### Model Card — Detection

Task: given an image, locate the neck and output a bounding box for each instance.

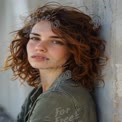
[39,68,64,92]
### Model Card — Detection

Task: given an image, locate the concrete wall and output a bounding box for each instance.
[114,0,122,121]
[0,0,122,121]
[91,0,122,121]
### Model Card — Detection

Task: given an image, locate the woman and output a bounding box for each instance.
[3,2,107,122]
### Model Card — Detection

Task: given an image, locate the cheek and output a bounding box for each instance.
[52,48,70,60]
[26,42,33,53]
[26,43,29,53]
[26,42,32,56]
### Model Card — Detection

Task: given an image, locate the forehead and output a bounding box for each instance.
[31,21,57,36]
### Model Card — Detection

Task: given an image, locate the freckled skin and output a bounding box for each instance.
[27,21,70,70]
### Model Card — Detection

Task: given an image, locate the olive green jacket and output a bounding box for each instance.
[17,70,97,122]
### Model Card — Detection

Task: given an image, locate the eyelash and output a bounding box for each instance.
[51,40,64,45]
[29,37,40,41]
[29,37,64,45]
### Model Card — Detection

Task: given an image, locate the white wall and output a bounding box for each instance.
[0,0,122,121]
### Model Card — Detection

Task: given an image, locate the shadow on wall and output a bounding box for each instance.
[0,105,14,122]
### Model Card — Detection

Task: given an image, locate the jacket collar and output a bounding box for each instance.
[30,70,72,102]
[48,70,72,89]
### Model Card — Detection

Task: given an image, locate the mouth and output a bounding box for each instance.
[31,55,49,60]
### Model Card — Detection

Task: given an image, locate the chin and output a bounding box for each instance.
[29,62,62,69]
[29,63,44,69]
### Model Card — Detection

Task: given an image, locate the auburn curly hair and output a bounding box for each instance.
[2,2,107,90]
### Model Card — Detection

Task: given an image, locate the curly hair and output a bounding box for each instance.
[2,2,107,90]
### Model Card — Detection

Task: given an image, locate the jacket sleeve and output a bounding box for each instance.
[27,91,97,122]
[17,88,36,122]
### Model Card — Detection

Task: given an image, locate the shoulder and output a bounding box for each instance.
[29,85,97,122]
[29,90,77,122]
[52,78,95,105]
[36,78,95,107]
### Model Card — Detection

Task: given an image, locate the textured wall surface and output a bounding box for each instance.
[0,0,33,119]
[114,0,122,121]
[0,0,122,121]
[89,0,122,121]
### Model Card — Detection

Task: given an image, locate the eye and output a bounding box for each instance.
[29,37,40,41]
[51,40,64,45]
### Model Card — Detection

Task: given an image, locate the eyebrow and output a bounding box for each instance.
[30,33,63,39]
[30,33,40,36]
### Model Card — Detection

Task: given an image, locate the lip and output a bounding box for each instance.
[31,54,49,60]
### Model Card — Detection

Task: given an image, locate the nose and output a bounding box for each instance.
[35,41,47,52]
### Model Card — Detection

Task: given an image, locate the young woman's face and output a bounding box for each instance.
[27,21,70,70]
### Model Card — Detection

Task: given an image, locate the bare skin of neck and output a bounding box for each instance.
[39,68,64,92]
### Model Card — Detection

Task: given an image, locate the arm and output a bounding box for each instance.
[17,88,37,122]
